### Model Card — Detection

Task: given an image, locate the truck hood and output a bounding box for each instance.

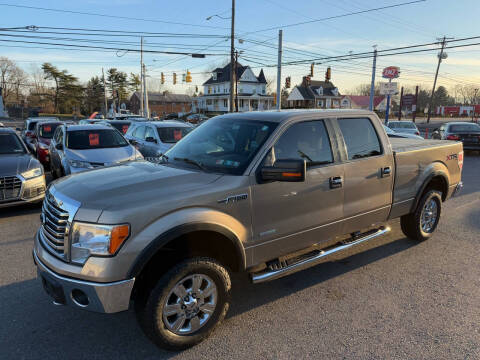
[0,153,38,176]
[51,161,222,211]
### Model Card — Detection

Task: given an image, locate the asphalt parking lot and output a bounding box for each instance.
[1,155,479,360]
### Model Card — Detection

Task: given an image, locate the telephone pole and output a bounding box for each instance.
[235,50,239,112]
[398,86,404,120]
[276,29,283,111]
[369,46,377,111]
[102,67,107,117]
[143,63,149,118]
[229,0,235,112]
[427,36,451,123]
[140,36,144,116]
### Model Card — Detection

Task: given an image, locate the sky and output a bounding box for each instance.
[1,0,480,96]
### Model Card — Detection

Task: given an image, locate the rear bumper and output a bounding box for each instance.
[33,248,135,313]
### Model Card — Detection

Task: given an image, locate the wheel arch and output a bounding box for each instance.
[412,167,449,212]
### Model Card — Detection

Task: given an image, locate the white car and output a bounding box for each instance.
[387,121,421,136]
[383,125,423,139]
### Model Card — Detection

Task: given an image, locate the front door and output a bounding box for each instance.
[336,117,394,234]
[250,119,344,264]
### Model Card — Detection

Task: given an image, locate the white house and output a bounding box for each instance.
[194,62,274,113]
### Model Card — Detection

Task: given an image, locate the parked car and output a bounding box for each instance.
[34,110,463,350]
[432,122,480,151]
[0,127,46,208]
[97,120,132,135]
[22,117,59,152]
[125,120,193,158]
[49,124,143,178]
[186,113,209,124]
[387,120,421,136]
[163,112,178,120]
[34,120,64,169]
[382,124,424,139]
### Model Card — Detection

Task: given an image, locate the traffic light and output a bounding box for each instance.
[310,63,314,77]
[173,73,177,85]
[325,67,331,82]
[161,72,165,84]
[285,76,291,88]
[182,73,186,82]
[186,70,192,83]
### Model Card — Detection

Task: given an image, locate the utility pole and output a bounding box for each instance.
[102,67,107,117]
[235,50,239,112]
[276,29,283,111]
[229,0,235,112]
[412,85,419,123]
[398,86,404,120]
[369,46,377,111]
[143,63,150,118]
[427,36,451,123]
[472,88,478,122]
[140,36,144,116]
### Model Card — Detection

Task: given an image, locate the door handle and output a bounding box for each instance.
[330,176,343,189]
[382,167,392,177]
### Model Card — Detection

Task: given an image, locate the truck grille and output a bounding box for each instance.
[40,194,69,259]
[0,176,22,201]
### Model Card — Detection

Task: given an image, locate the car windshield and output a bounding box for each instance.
[164,118,277,175]
[450,124,480,132]
[390,122,416,129]
[157,127,193,143]
[110,122,131,134]
[0,133,26,154]
[66,129,129,150]
[39,123,61,138]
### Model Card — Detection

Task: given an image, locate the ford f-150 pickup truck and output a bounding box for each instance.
[33,110,463,350]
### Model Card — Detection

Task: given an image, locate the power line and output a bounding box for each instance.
[0,3,230,30]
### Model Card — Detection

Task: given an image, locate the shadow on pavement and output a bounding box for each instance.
[0,202,42,219]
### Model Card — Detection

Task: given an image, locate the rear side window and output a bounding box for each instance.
[338,118,382,160]
[272,120,333,166]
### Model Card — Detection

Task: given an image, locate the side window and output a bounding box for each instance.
[338,118,382,160]
[271,120,333,166]
[133,126,146,139]
[144,126,156,140]
[53,127,61,142]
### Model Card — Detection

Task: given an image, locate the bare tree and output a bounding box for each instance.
[0,57,17,103]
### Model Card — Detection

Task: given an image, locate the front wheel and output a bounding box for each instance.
[136,257,231,351]
[401,190,442,241]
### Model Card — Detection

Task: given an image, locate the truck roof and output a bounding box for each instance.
[213,109,376,123]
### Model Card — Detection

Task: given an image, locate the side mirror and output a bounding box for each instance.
[261,159,306,182]
[129,139,137,145]
[55,143,63,150]
[145,136,157,143]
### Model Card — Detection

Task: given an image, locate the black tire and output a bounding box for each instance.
[400,190,442,241]
[136,257,231,351]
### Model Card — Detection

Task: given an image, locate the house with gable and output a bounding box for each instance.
[340,95,389,111]
[194,62,274,113]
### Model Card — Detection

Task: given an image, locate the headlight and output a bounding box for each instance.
[69,159,93,169]
[21,167,43,180]
[70,222,130,264]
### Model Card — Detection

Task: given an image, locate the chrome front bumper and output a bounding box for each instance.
[33,248,135,313]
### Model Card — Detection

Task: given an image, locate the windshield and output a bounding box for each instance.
[389,122,416,129]
[164,117,277,175]
[450,124,480,132]
[110,122,131,134]
[39,123,61,139]
[157,127,193,143]
[66,129,129,150]
[0,133,26,154]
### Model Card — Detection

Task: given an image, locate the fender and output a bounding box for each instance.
[127,213,248,278]
[411,165,449,212]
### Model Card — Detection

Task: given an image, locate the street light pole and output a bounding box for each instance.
[427,36,451,123]
[276,29,283,111]
[140,36,144,116]
[229,0,235,112]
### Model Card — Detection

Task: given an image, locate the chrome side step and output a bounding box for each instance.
[251,226,391,284]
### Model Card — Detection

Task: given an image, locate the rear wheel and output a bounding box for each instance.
[401,190,442,241]
[136,257,231,351]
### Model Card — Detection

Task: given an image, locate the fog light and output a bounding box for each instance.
[71,289,89,307]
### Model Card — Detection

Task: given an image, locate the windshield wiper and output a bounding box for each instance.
[297,150,313,162]
[173,157,206,171]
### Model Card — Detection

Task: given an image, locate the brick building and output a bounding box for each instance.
[130,92,192,116]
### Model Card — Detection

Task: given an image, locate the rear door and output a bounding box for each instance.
[131,125,146,155]
[250,119,345,264]
[336,117,394,234]
[143,125,158,157]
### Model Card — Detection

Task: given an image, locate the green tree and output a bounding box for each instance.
[83,76,105,114]
[41,63,82,113]
[128,73,141,93]
[106,68,128,102]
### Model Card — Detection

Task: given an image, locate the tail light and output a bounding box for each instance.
[26,131,34,138]
[446,134,460,140]
[458,151,464,171]
[415,131,420,135]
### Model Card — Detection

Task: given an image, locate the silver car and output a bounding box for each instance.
[49,124,143,178]
[383,125,423,139]
[0,127,46,208]
[387,120,421,136]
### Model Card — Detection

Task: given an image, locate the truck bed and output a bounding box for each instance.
[389,137,463,219]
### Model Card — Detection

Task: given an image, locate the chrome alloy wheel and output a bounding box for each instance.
[162,274,218,335]
[421,198,438,233]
